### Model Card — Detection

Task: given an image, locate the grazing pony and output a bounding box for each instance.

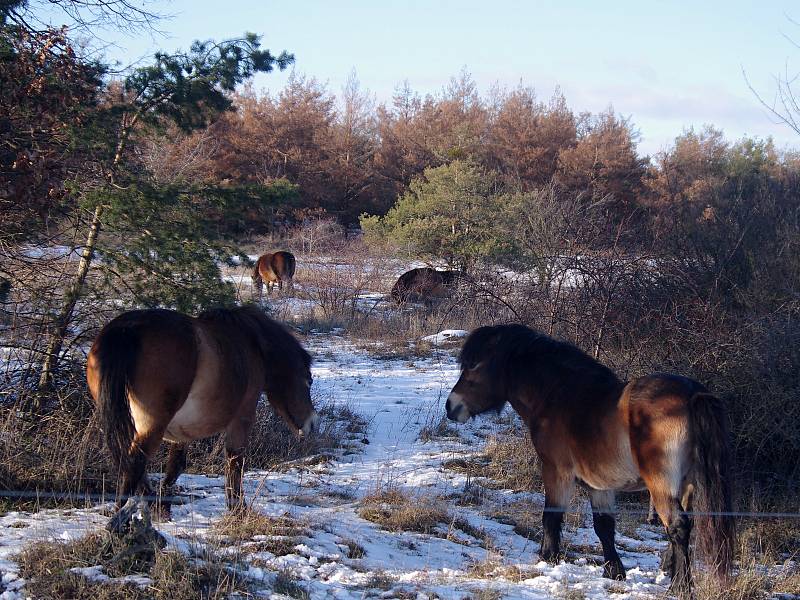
[253,251,296,298]
[390,267,462,304]
[87,305,317,512]
[445,324,734,597]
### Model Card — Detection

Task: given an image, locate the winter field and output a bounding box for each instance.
[0,333,674,600]
[0,259,798,600]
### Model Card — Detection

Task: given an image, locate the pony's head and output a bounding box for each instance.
[251,260,263,286]
[209,305,318,438]
[445,325,523,422]
[269,345,318,438]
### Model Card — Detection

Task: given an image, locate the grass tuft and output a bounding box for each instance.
[16,532,248,599]
[211,509,305,557]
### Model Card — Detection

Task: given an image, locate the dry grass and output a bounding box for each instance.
[210,509,307,557]
[694,562,800,600]
[737,518,800,560]
[418,417,462,443]
[272,570,311,599]
[467,558,543,582]
[442,429,541,494]
[486,502,543,541]
[340,538,366,559]
[357,487,492,548]
[358,488,450,535]
[692,520,800,600]
[462,588,503,600]
[16,531,249,599]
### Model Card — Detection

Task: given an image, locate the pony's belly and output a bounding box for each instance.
[163,326,228,442]
[574,428,641,491]
[577,464,642,491]
[164,393,226,442]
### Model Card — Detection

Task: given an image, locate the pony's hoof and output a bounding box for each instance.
[667,581,694,600]
[603,560,626,580]
[227,501,248,514]
[660,545,675,576]
[153,503,172,522]
[539,548,563,564]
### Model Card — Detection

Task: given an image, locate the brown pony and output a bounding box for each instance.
[445,324,734,597]
[253,251,296,298]
[87,305,317,512]
[390,267,462,304]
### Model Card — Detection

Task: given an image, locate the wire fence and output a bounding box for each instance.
[1,486,797,519]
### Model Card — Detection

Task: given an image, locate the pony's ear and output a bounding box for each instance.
[460,325,501,369]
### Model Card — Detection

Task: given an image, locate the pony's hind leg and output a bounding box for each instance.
[646,494,660,525]
[648,484,694,598]
[225,445,245,511]
[589,489,626,580]
[540,460,575,563]
[120,428,164,501]
[162,443,188,489]
[158,443,188,519]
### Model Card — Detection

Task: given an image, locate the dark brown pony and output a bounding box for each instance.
[87,305,317,512]
[253,251,296,298]
[390,267,462,304]
[445,324,734,597]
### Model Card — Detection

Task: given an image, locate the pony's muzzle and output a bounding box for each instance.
[446,393,470,423]
[298,411,320,437]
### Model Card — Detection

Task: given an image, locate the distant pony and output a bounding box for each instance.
[87,305,317,514]
[445,324,734,598]
[253,251,296,298]
[390,267,462,304]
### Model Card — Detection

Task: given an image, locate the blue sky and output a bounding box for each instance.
[41,0,800,155]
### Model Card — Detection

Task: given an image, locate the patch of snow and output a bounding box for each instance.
[420,330,468,346]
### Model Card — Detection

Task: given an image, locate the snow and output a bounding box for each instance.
[0,335,702,599]
[420,330,468,346]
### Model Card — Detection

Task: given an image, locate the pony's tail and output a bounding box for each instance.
[252,259,262,283]
[689,392,735,581]
[95,326,139,478]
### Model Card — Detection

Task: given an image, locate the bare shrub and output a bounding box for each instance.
[293,243,390,325]
[287,215,347,255]
[0,388,365,503]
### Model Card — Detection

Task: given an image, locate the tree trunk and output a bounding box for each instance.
[35,111,138,403]
[36,203,105,401]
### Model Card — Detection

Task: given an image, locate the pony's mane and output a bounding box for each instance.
[198,305,311,382]
[460,324,621,404]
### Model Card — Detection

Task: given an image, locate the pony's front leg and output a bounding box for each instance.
[589,489,626,580]
[224,407,255,512]
[224,445,245,511]
[540,461,574,563]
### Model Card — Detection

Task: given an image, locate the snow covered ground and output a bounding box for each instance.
[0,335,677,599]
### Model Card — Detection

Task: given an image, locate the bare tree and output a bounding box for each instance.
[4,0,164,36]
